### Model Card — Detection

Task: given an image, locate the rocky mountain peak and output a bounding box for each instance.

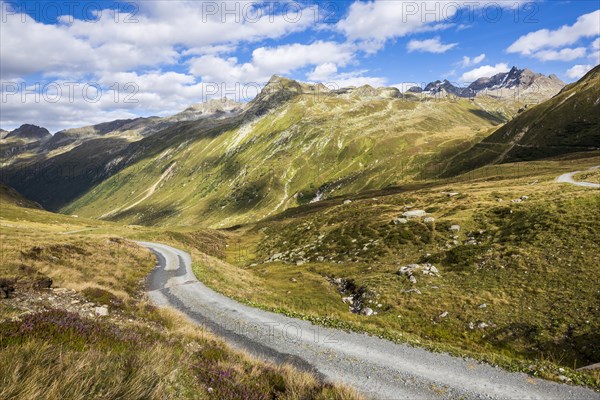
[5,124,51,140]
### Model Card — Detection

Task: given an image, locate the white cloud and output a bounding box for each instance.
[565,64,594,80]
[307,63,338,82]
[336,1,540,46]
[532,47,587,62]
[325,71,387,89]
[460,53,486,67]
[460,63,509,82]
[0,1,317,80]
[336,1,456,43]
[407,37,457,53]
[507,10,600,56]
[593,38,600,50]
[189,41,355,85]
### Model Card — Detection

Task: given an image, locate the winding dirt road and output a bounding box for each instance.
[140,241,599,400]
[556,166,600,188]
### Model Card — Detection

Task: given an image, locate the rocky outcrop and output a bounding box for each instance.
[6,124,50,140]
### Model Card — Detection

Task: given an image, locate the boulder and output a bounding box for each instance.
[449,225,461,232]
[361,307,374,316]
[392,217,408,225]
[402,210,426,219]
[343,199,352,204]
[409,275,417,284]
[423,217,435,224]
[95,306,109,317]
[439,311,448,318]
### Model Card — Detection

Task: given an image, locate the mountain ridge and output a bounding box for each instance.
[408,66,565,101]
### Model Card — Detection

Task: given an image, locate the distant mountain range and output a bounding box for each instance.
[443,64,600,175]
[0,66,597,227]
[407,66,565,102]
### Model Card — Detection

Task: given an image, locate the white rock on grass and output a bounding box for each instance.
[361,307,374,316]
[402,210,426,218]
[392,217,408,225]
[423,217,435,224]
[449,225,461,232]
[343,199,352,204]
[439,311,448,318]
[95,306,108,317]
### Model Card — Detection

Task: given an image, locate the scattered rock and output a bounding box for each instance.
[316,256,324,262]
[558,375,570,382]
[511,198,522,203]
[423,217,435,224]
[95,306,109,317]
[402,210,426,219]
[439,311,448,318]
[449,225,461,232]
[392,217,408,225]
[404,288,422,295]
[479,303,487,308]
[520,195,529,200]
[342,296,354,305]
[361,307,374,316]
[290,278,297,283]
[477,322,488,329]
[295,260,305,266]
[468,322,475,330]
[447,192,460,197]
[343,199,352,204]
[409,275,417,285]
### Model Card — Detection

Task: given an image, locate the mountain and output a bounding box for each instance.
[0,129,8,139]
[444,64,600,176]
[5,124,51,140]
[0,183,42,209]
[409,67,565,102]
[1,75,514,226]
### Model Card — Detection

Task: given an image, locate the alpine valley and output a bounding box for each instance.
[2,65,600,398]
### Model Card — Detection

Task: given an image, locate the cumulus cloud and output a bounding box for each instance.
[460,63,509,82]
[307,63,338,82]
[407,37,458,53]
[532,47,587,62]
[507,10,600,57]
[189,41,355,84]
[565,64,594,80]
[0,0,317,79]
[336,1,540,46]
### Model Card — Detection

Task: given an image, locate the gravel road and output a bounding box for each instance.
[140,241,600,400]
[556,166,600,188]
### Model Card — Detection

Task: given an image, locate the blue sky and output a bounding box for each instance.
[1,0,599,131]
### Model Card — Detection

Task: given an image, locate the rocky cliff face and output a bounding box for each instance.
[409,67,565,101]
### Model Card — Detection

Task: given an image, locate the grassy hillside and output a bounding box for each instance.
[58,77,511,228]
[189,156,600,387]
[444,65,600,176]
[0,187,358,399]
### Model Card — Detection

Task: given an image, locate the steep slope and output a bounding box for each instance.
[0,183,42,209]
[56,76,509,227]
[0,124,51,159]
[5,124,50,140]
[444,64,600,176]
